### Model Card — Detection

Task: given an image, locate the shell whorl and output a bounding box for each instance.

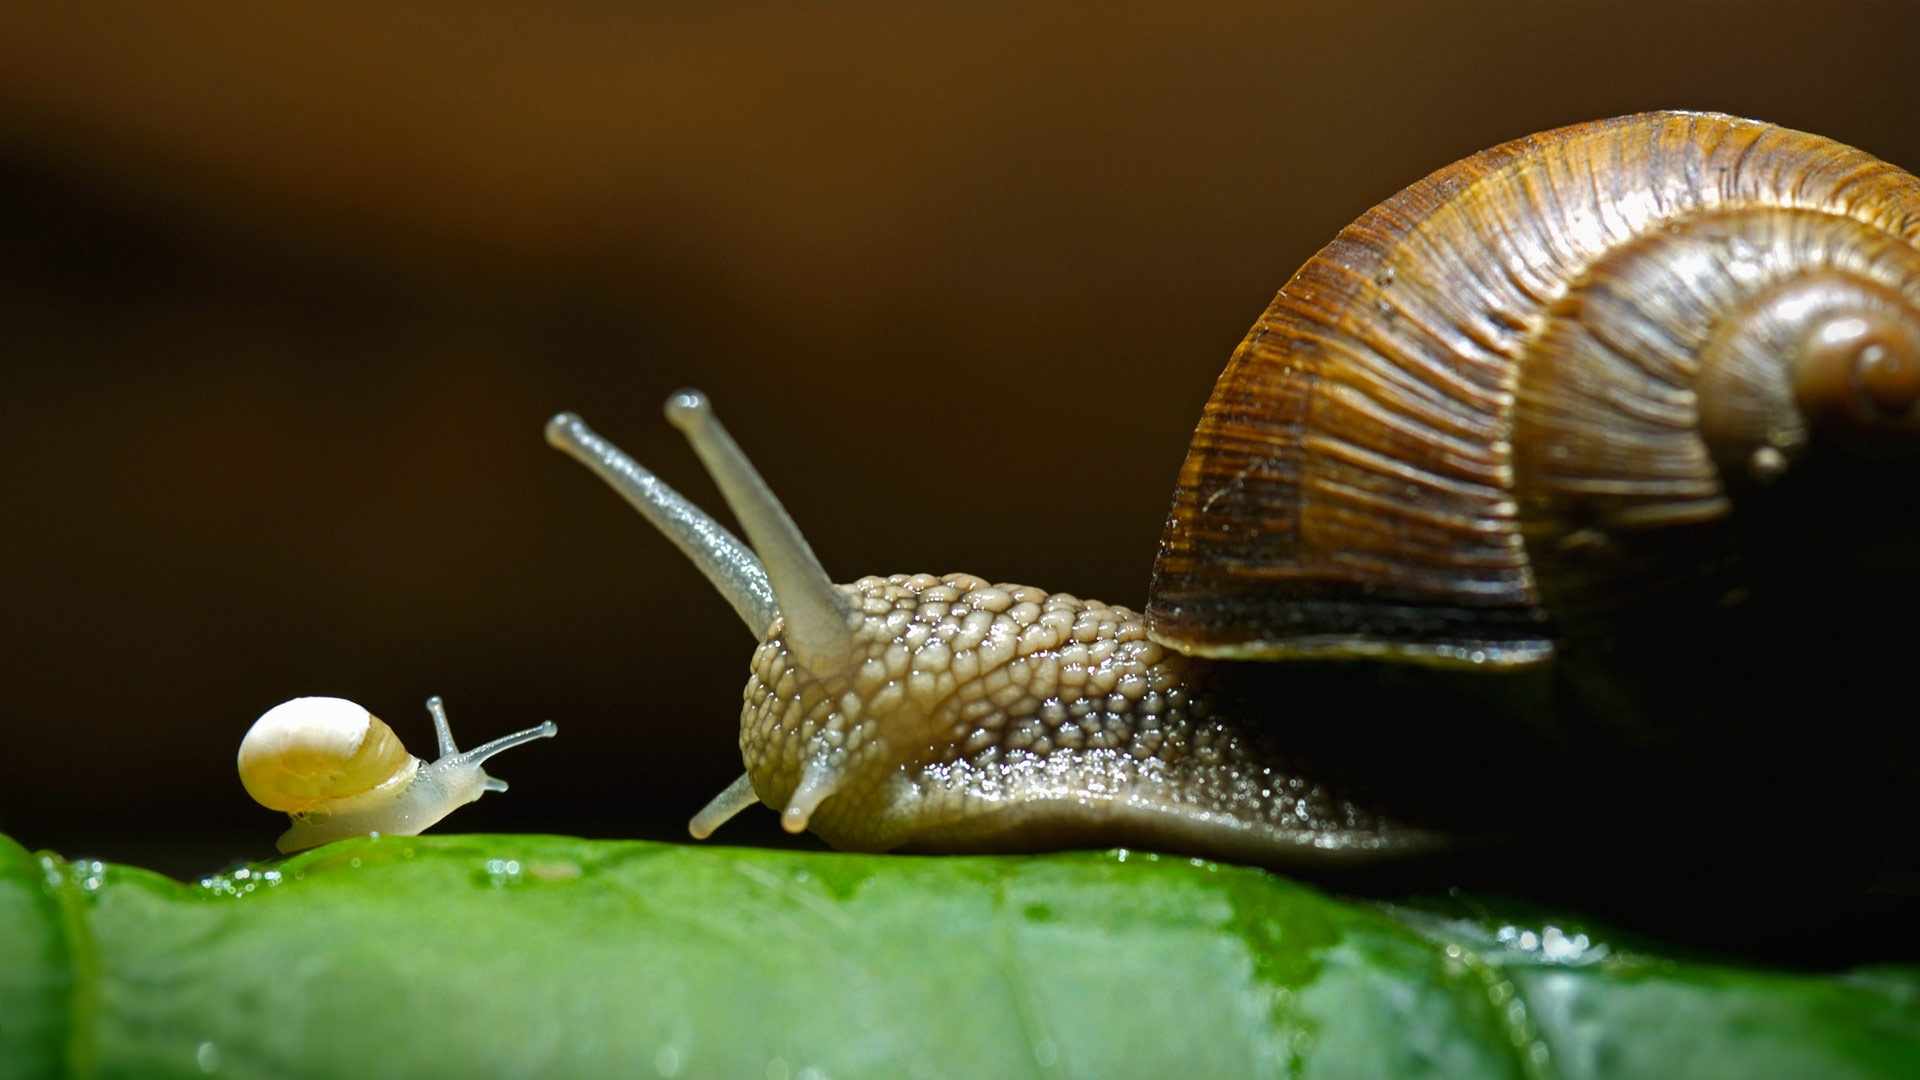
[1148,111,1920,665]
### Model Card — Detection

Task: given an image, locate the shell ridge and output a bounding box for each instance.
[1149,111,1918,663]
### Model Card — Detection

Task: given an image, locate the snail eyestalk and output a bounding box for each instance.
[426,694,459,757]
[453,719,561,770]
[425,695,557,793]
[545,411,779,636]
[688,772,758,839]
[664,389,856,673]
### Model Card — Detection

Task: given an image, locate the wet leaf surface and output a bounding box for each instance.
[1,832,1915,1079]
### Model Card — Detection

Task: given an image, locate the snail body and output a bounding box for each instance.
[238,695,557,853]
[548,112,1920,867]
[550,403,1436,863]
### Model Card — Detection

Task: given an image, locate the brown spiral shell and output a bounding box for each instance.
[1147,111,1920,668]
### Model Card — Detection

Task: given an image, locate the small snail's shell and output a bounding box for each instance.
[1148,111,1920,666]
[237,697,418,814]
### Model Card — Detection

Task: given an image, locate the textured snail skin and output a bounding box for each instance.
[741,573,1435,863]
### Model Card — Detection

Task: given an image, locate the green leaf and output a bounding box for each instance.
[0,836,94,1080]
[1,831,1915,1079]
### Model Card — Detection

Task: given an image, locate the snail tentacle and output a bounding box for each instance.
[545,411,778,636]
[422,694,557,794]
[446,720,561,772]
[781,760,843,835]
[426,694,460,757]
[664,389,857,673]
[688,772,758,839]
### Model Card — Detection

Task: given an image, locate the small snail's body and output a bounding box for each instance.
[239,696,557,853]
[549,112,1920,868]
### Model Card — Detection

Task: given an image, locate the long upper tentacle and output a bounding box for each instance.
[664,390,856,674]
[546,411,779,636]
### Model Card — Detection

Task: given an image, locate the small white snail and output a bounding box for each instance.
[237,695,557,853]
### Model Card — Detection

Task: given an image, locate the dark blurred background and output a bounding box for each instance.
[4,2,1918,882]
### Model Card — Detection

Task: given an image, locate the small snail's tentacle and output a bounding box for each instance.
[426,695,459,756]
[546,411,778,636]
[664,390,857,673]
[451,719,560,768]
[688,772,758,839]
[422,695,558,769]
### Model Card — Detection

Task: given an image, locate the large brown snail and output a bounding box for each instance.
[547,112,1920,872]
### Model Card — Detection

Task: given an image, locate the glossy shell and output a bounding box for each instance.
[1147,111,1920,666]
[236,696,419,813]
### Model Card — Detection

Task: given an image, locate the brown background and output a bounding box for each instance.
[4,2,1918,878]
